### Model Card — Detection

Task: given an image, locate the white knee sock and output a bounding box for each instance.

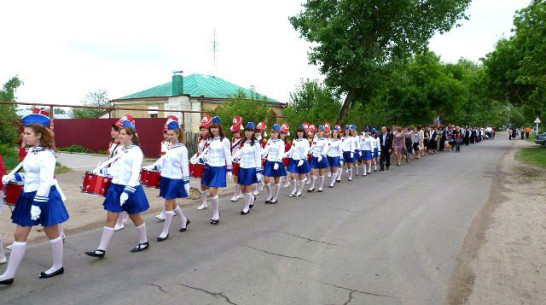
[173,206,188,229]
[330,171,337,186]
[136,223,148,244]
[319,175,325,189]
[0,241,26,280]
[273,183,281,201]
[362,164,367,176]
[98,226,115,251]
[44,236,63,275]
[211,195,219,220]
[233,184,240,197]
[160,211,175,238]
[367,164,371,173]
[355,163,359,175]
[200,190,208,207]
[337,168,342,180]
[243,193,252,213]
[297,179,305,194]
[0,236,5,259]
[265,183,272,200]
[348,168,353,180]
[58,223,65,239]
[310,175,317,189]
[159,204,166,217]
[290,179,297,195]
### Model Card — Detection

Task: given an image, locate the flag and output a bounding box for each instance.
[434,116,440,127]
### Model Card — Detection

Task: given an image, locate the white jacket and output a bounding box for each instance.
[153,143,190,182]
[326,139,343,157]
[15,147,56,203]
[235,141,262,169]
[341,136,356,152]
[311,137,329,157]
[360,135,373,151]
[287,138,310,160]
[106,145,143,193]
[262,139,285,163]
[203,137,232,169]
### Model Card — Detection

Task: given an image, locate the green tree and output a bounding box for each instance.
[0,76,23,146]
[72,90,110,118]
[290,0,471,122]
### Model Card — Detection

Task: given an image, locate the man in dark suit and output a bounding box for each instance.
[379,126,393,170]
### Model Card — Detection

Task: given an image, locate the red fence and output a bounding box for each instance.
[54,118,167,158]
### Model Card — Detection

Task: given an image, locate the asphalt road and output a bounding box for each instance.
[1,137,509,305]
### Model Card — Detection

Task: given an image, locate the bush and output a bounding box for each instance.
[0,144,18,171]
[57,145,93,153]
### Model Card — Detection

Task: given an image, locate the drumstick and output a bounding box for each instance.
[92,151,125,172]
[8,162,24,176]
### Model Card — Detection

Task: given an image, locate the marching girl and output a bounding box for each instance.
[359,127,373,176]
[305,124,316,185]
[199,117,232,225]
[372,129,381,171]
[308,125,330,192]
[326,125,343,188]
[286,126,311,197]
[86,120,150,258]
[340,125,356,181]
[230,116,243,202]
[0,112,69,284]
[280,124,292,188]
[147,120,190,241]
[0,154,6,265]
[156,115,179,221]
[233,122,261,215]
[253,122,267,196]
[193,115,212,210]
[262,124,287,204]
[353,127,362,176]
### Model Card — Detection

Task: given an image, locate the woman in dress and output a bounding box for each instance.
[308,125,330,192]
[326,125,343,188]
[155,115,179,221]
[286,127,311,197]
[393,127,405,166]
[340,126,356,181]
[86,119,150,258]
[262,124,287,204]
[1,111,69,284]
[233,122,261,214]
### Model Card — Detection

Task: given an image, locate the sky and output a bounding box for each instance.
[0,0,532,107]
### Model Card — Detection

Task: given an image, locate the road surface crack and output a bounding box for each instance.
[176,283,237,305]
[247,245,317,265]
[283,232,346,248]
[147,282,169,294]
[319,281,397,304]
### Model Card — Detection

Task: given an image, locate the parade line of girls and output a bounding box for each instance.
[0,111,491,285]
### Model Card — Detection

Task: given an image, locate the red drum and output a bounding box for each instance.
[141,169,161,188]
[81,171,112,197]
[282,157,290,167]
[190,163,204,178]
[3,182,23,206]
[232,162,240,176]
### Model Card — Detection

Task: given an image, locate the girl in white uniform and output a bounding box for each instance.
[199,117,232,225]
[326,126,343,188]
[261,124,287,204]
[360,129,374,176]
[230,116,243,202]
[1,112,69,284]
[193,116,211,210]
[155,115,179,221]
[233,122,261,215]
[86,120,150,258]
[371,129,381,171]
[286,127,311,197]
[148,120,190,241]
[308,125,330,192]
[340,126,356,181]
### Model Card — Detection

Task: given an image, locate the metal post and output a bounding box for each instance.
[49,105,54,130]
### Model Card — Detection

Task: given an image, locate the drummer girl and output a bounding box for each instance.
[279,123,292,188]
[199,117,232,225]
[262,124,287,204]
[86,119,150,258]
[148,120,190,241]
[326,125,343,188]
[155,116,179,221]
[233,122,261,215]
[230,116,243,202]
[0,111,69,284]
[340,125,356,181]
[286,126,311,197]
[194,115,211,210]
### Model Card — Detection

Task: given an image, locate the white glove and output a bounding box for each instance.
[184,183,190,195]
[144,165,154,171]
[358,151,362,157]
[120,193,129,206]
[317,156,323,163]
[93,168,108,175]
[190,154,199,165]
[2,175,14,185]
[297,160,304,167]
[30,205,41,221]
[227,171,233,180]
[350,152,354,159]
[256,173,262,183]
[273,163,279,170]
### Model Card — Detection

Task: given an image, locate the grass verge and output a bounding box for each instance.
[517,146,546,169]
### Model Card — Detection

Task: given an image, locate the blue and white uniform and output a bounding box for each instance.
[326,138,343,168]
[287,138,311,174]
[11,147,69,227]
[102,145,149,214]
[341,136,356,163]
[262,139,287,177]
[360,134,373,161]
[309,137,330,169]
[372,136,380,158]
[152,143,190,199]
[234,140,261,186]
[201,136,232,188]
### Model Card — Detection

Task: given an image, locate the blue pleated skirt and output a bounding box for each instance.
[343,151,355,163]
[287,159,311,174]
[159,176,188,199]
[202,165,227,188]
[327,156,341,168]
[103,183,149,214]
[237,167,258,186]
[373,148,379,158]
[362,150,373,161]
[12,186,69,227]
[263,161,287,177]
[309,156,330,169]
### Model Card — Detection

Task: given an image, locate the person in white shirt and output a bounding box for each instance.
[308,125,330,192]
[0,112,69,284]
[233,122,262,215]
[155,115,179,222]
[286,126,311,197]
[371,129,381,171]
[191,116,212,210]
[340,126,356,181]
[86,119,150,258]
[326,125,343,188]
[253,122,267,195]
[230,116,244,202]
[147,120,190,242]
[262,124,287,204]
[199,117,232,225]
[360,127,374,176]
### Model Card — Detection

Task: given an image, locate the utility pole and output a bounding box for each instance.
[211,29,218,74]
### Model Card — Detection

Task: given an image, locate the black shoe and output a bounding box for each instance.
[307,188,315,192]
[249,196,256,209]
[130,241,150,253]
[240,210,250,215]
[179,219,190,232]
[336,179,341,183]
[210,218,220,225]
[85,249,105,258]
[39,267,64,279]
[329,185,334,188]
[0,278,14,285]
[270,199,278,204]
[265,198,271,204]
[157,234,169,242]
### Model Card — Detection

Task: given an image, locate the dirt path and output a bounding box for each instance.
[445,139,546,305]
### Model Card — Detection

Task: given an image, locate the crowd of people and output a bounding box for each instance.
[0,110,495,285]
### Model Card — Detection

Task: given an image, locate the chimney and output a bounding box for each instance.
[172,70,184,96]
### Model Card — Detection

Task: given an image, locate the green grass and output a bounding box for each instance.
[57,145,93,153]
[517,146,546,169]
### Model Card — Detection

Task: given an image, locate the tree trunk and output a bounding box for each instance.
[336,88,356,124]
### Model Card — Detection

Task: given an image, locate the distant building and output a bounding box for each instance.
[110,73,285,132]
[16,109,71,119]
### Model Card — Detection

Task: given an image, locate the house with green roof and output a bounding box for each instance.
[110,72,285,132]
